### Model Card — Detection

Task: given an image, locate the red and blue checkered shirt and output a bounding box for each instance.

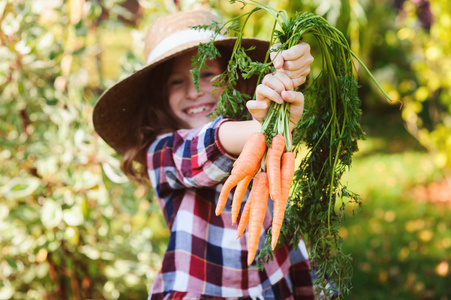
[146,116,315,300]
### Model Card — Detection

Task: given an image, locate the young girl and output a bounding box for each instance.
[93,9,315,300]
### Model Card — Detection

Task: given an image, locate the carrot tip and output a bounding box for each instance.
[271,240,277,250]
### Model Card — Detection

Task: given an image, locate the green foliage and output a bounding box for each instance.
[394,0,451,172]
[0,1,167,299]
[340,111,451,299]
[348,0,451,174]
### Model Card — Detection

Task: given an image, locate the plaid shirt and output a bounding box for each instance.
[146,116,314,300]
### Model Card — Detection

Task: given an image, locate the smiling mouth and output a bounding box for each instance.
[185,104,215,115]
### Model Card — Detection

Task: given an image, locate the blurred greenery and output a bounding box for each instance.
[1,0,450,299]
[342,110,451,299]
[0,1,168,299]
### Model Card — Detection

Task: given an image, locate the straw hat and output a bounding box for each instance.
[93,10,270,159]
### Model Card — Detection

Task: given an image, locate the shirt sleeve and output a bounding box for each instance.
[146,116,236,196]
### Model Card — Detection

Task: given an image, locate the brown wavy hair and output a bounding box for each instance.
[120,58,180,186]
[120,46,256,186]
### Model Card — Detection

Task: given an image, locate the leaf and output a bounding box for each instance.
[0,204,9,220]
[0,280,14,300]
[5,257,18,270]
[63,205,84,226]
[1,12,20,35]
[74,20,88,36]
[37,31,54,51]
[41,200,63,229]
[102,160,128,184]
[1,177,41,200]
[81,245,100,260]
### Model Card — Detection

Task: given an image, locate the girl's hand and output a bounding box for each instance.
[271,42,313,88]
[247,72,304,132]
[247,42,312,132]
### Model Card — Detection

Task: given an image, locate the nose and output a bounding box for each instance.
[186,78,204,100]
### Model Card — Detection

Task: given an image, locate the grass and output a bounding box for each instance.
[339,108,451,299]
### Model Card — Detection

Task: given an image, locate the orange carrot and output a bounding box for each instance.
[236,193,253,239]
[266,134,286,202]
[271,151,295,250]
[247,171,269,265]
[231,174,253,225]
[215,132,266,216]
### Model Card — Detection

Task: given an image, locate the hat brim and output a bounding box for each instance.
[93,37,270,160]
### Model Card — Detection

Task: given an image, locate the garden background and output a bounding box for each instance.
[1,0,450,299]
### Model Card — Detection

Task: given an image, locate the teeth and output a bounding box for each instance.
[187,105,209,115]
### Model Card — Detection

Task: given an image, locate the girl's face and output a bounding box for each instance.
[167,50,224,129]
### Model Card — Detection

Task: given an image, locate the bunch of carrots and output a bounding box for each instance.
[215,102,294,265]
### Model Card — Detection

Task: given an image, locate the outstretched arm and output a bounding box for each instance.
[218,42,313,156]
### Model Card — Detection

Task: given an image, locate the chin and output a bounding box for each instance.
[187,117,212,129]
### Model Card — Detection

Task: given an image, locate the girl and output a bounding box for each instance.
[93,9,315,300]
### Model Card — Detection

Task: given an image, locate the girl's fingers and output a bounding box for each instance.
[282,58,313,74]
[273,42,313,88]
[291,75,308,87]
[256,84,283,104]
[273,71,294,91]
[262,72,294,94]
[281,90,304,105]
[281,42,311,62]
[278,63,311,87]
[246,100,268,122]
[272,54,284,70]
[251,89,305,128]
[269,43,283,69]
[251,78,288,122]
[284,67,311,86]
[270,43,311,70]
[281,90,305,131]
[282,56,313,84]
[246,99,268,112]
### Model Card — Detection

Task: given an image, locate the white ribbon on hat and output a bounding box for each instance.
[146,29,226,65]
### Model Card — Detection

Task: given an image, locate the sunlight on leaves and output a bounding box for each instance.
[435,261,449,277]
[102,160,129,184]
[417,229,433,243]
[405,219,425,232]
[1,178,41,200]
[378,270,388,283]
[0,280,14,300]
[41,200,63,229]
[398,247,410,262]
[63,206,84,226]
